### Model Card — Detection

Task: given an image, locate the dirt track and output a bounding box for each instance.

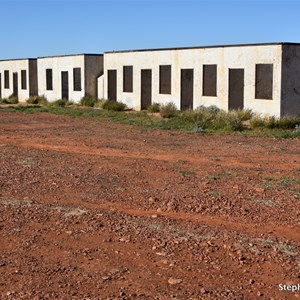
[0,110,299,300]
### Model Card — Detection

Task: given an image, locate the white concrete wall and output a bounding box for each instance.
[0,59,32,102]
[103,44,282,116]
[37,55,85,102]
[97,75,104,99]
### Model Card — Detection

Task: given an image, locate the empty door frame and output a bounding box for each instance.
[141,69,152,110]
[228,68,244,110]
[61,71,69,100]
[13,72,18,97]
[108,70,117,101]
[180,69,194,110]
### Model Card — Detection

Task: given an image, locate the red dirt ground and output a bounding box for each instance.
[0,110,299,300]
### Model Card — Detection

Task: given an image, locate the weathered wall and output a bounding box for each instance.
[84,55,103,97]
[37,55,85,102]
[29,59,38,97]
[0,59,36,102]
[281,45,300,117]
[103,45,282,116]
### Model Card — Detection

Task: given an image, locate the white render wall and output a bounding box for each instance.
[38,55,85,102]
[0,59,32,102]
[97,75,104,99]
[103,44,282,116]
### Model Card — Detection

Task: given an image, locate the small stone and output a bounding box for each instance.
[0,261,6,267]
[155,252,167,256]
[160,259,168,265]
[168,278,182,285]
[102,276,111,281]
[148,197,154,203]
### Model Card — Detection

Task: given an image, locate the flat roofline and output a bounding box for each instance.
[0,58,36,62]
[38,53,103,59]
[105,42,300,54]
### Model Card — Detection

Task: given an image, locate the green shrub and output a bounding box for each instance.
[277,116,300,129]
[147,102,161,113]
[181,107,215,130]
[102,100,127,111]
[213,111,244,131]
[181,106,248,132]
[80,95,98,107]
[94,98,106,109]
[26,95,48,105]
[204,105,221,116]
[65,100,75,106]
[250,116,265,128]
[48,99,69,107]
[53,99,69,107]
[0,98,8,104]
[250,115,300,130]
[160,102,178,118]
[235,109,253,121]
[264,116,277,129]
[6,94,19,104]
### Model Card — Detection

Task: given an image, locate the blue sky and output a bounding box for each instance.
[1,0,300,59]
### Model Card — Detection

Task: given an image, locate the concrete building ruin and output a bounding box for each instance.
[37,54,103,102]
[100,42,300,117]
[0,58,38,101]
[1,43,300,117]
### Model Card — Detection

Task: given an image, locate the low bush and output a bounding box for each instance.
[26,95,48,105]
[147,103,161,113]
[6,94,19,104]
[277,116,300,129]
[213,111,244,131]
[181,106,246,131]
[264,116,277,129]
[0,98,8,104]
[80,95,98,107]
[94,98,106,109]
[48,99,70,107]
[202,105,221,116]
[160,102,178,118]
[102,100,127,111]
[235,109,253,121]
[249,115,265,128]
[52,99,69,107]
[250,115,300,130]
[181,108,213,130]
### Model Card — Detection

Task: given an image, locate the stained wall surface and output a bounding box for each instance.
[85,56,103,98]
[281,44,300,117]
[29,60,38,97]
[102,44,283,116]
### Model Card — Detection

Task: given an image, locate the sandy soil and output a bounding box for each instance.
[0,110,299,300]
